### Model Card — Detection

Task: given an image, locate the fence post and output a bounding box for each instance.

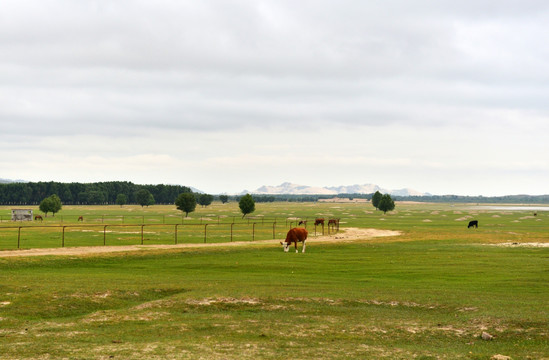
[252,223,255,241]
[230,223,234,242]
[204,224,208,243]
[141,225,144,245]
[272,222,276,239]
[174,224,179,244]
[103,225,108,246]
[17,227,21,249]
[62,226,66,247]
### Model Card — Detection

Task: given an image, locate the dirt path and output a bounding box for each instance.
[0,228,401,258]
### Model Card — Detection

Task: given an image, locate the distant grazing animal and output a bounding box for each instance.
[328,218,339,231]
[314,218,325,226]
[78,216,84,222]
[298,220,307,226]
[280,228,308,253]
[468,220,478,228]
[34,215,43,221]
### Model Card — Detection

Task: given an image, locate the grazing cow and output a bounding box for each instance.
[314,218,324,226]
[78,216,84,222]
[34,215,43,222]
[468,220,478,228]
[280,228,308,253]
[328,218,339,231]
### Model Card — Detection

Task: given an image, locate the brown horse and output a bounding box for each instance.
[328,218,339,231]
[280,228,308,253]
[314,218,324,226]
[298,220,307,226]
[78,216,84,222]
[34,215,43,221]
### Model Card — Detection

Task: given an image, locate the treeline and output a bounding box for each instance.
[238,194,373,202]
[2,181,547,205]
[241,193,549,204]
[0,181,192,205]
[395,194,549,204]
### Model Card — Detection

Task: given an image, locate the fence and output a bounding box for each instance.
[0,214,316,226]
[0,220,338,250]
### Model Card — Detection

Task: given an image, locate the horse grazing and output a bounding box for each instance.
[314,218,324,226]
[280,228,308,253]
[34,215,43,221]
[468,220,478,228]
[298,220,307,226]
[78,216,84,222]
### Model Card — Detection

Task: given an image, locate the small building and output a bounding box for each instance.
[11,209,33,221]
[318,197,369,203]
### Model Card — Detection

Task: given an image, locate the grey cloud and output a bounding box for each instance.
[2,1,549,156]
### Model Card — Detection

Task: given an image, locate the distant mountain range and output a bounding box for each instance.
[246,182,429,196]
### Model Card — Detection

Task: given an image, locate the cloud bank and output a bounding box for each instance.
[1,1,548,195]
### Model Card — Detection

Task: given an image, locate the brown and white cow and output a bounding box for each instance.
[280,228,308,253]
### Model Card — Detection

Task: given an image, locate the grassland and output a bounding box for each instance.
[0,202,548,359]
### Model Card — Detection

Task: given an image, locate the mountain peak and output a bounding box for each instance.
[248,183,426,196]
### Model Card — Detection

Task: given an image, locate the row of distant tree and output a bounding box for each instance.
[1,181,547,206]
[0,181,192,205]
[35,190,258,219]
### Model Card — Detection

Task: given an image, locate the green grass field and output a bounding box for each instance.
[0,202,548,359]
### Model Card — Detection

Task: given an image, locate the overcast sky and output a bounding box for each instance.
[1,1,548,196]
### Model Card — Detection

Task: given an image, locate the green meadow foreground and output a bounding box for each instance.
[0,202,548,359]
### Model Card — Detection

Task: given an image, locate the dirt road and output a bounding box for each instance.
[0,228,400,258]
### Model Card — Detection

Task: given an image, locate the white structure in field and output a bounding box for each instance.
[11,209,33,221]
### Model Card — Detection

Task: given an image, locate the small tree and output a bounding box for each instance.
[116,194,128,207]
[219,195,229,204]
[372,191,382,210]
[175,193,196,217]
[197,194,214,207]
[39,194,62,217]
[239,194,255,219]
[378,194,395,214]
[135,189,154,207]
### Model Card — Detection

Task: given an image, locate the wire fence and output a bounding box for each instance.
[0,219,340,250]
[1,214,316,226]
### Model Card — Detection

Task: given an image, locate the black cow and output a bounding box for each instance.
[468,220,478,228]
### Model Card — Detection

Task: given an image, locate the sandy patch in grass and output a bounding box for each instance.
[488,242,549,248]
[0,227,401,258]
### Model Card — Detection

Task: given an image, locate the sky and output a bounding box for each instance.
[1,0,548,196]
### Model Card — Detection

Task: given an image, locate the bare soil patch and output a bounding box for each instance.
[488,242,549,248]
[0,228,401,258]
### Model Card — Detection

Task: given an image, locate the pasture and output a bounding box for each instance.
[0,202,548,359]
